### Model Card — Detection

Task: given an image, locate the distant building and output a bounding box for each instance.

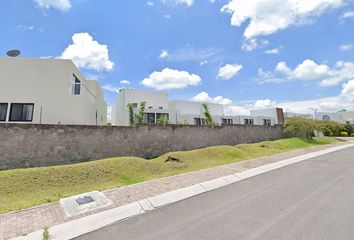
[0,57,107,125]
[315,111,354,124]
[250,108,285,125]
[112,89,279,126]
[284,112,313,119]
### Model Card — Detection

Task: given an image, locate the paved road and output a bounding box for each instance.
[75,146,354,240]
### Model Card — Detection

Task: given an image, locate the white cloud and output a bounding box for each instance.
[192,92,232,105]
[164,47,222,62]
[102,84,121,93]
[265,47,281,55]
[253,99,277,109]
[147,1,154,6]
[120,80,130,85]
[33,0,71,11]
[340,44,353,51]
[159,49,170,59]
[221,0,343,49]
[142,68,201,90]
[217,64,243,80]
[224,78,354,116]
[161,0,194,7]
[258,59,354,87]
[341,11,354,19]
[60,33,114,72]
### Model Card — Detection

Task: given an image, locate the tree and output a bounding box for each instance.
[202,103,214,127]
[283,117,316,139]
[158,115,169,125]
[134,101,146,124]
[127,103,135,126]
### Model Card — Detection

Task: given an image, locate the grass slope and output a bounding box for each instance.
[0,137,338,214]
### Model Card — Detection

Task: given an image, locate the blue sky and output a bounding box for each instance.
[1,0,354,117]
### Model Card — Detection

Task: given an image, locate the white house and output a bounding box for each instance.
[0,57,107,125]
[315,111,354,124]
[112,89,280,126]
[250,108,285,125]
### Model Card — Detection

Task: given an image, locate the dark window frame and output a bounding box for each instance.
[0,103,8,122]
[9,103,34,122]
[72,74,81,95]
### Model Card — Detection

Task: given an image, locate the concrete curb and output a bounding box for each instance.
[14,143,354,240]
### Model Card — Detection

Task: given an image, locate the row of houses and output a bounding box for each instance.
[1,57,353,126]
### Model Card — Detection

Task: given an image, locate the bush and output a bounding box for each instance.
[283,117,316,139]
[315,120,344,137]
[344,124,353,135]
[340,131,349,137]
[351,133,354,137]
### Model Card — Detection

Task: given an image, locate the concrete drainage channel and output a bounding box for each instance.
[15,143,354,240]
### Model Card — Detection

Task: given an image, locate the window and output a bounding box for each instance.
[9,103,34,122]
[0,103,8,121]
[159,107,163,109]
[322,115,331,121]
[72,75,81,95]
[194,118,206,126]
[222,118,233,125]
[131,103,138,108]
[144,113,155,124]
[244,119,254,125]
[148,106,153,109]
[263,119,272,126]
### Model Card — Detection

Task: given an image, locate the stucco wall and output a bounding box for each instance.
[0,124,284,170]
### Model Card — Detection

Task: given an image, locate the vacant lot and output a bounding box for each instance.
[0,137,339,214]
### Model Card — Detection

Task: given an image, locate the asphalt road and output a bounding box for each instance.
[75,146,354,240]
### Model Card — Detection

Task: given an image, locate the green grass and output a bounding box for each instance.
[0,137,339,214]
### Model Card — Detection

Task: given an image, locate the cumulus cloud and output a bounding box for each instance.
[340,44,353,51]
[141,68,201,90]
[258,59,354,87]
[159,49,170,59]
[217,64,243,80]
[161,0,194,7]
[253,99,277,109]
[60,33,114,71]
[33,0,71,11]
[221,0,343,49]
[192,92,232,105]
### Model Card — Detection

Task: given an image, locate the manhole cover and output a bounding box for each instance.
[76,196,95,205]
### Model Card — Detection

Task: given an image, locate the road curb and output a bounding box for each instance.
[14,143,354,240]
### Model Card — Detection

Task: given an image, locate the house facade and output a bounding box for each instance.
[112,89,280,126]
[0,57,107,125]
[315,111,354,124]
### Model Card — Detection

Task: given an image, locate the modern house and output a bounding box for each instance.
[250,108,285,125]
[112,89,280,126]
[315,111,354,124]
[0,57,107,125]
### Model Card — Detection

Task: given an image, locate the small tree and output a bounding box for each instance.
[283,117,316,139]
[42,227,50,240]
[158,115,169,125]
[127,103,135,126]
[135,101,146,124]
[202,103,214,127]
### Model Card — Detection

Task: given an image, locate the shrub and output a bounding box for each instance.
[340,131,349,137]
[315,120,344,136]
[351,133,354,137]
[134,101,146,124]
[344,124,353,135]
[158,116,169,125]
[283,117,316,139]
[42,227,50,240]
[127,103,135,126]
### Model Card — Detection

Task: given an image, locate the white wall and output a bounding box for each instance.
[0,57,107,125]
[316,111,354,124]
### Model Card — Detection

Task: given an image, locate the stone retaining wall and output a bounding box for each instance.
[0,124,284,170]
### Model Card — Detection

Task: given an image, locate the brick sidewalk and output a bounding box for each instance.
[0,143,343,240]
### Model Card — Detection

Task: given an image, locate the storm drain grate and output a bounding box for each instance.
[76,196,95,205]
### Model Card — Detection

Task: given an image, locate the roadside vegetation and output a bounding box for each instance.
[0,137,339,214]
[283,117,354,139]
